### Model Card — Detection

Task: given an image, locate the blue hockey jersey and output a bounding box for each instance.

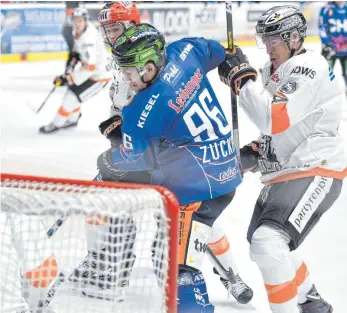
[319,3,347,56]
[111,37,242,204]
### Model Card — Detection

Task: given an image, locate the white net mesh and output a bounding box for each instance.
[0,176,177,313]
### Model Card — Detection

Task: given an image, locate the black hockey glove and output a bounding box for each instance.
[99,115,123,147]
[97,147,128,182]
[240,142,260,173]
[53,75,68,87]
[321,45,336,60]
[65,51,80,73]
[218,46,257,95]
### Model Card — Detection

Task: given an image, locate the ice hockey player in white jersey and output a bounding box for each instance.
[218,5,347,313]
[39,7,111,134]
[97,1,141,147]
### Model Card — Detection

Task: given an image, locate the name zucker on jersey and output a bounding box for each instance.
[200,136,234,163]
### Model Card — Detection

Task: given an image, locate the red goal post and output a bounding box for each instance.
[1,173,179,313]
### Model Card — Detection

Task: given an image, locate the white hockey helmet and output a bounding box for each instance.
[72,7,90,21]
[256,6,307,44]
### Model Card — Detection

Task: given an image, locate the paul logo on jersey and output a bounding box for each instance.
[163,63,182,85]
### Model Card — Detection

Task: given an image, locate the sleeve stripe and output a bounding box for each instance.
[81,62,96,71]
[271,102,290,134]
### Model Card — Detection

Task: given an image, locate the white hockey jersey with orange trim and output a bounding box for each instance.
[71,22,111,85]
[239,49,347,183]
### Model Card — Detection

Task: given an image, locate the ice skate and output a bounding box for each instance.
[68,249,106,284]
[39,123,61,134]
[213,267,253,304]
[60,113,82,129]
[39,113,81,134]
[81,253,136,301]
[299,285,333,313]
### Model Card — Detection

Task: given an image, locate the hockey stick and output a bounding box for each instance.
[46,216,67,237]
[33,86,57,114]
[36,217,68,308]
[225,1,241,171]
[206,246,236,284]
[32,59,77,115]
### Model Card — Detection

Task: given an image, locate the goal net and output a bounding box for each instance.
[0,173,179,313]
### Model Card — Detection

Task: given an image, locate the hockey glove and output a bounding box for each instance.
[53,75,68,87]
[65,51,80,73]
[240,142,260,173]
[218,46,257,95]
[99,115,123,147]
[321,45,336,60]
[97,147,128,182]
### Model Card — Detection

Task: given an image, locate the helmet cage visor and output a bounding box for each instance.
[100,22,127,46]
[256,29,301,49]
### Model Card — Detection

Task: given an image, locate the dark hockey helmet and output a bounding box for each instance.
[112,23,166,71]
[256,6,307,43]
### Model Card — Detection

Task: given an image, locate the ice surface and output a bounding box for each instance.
[1,43,346,312]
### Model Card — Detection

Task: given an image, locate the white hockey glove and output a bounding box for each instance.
[109,80,135,116]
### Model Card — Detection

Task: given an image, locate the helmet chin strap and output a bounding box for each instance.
[139,62,165,87]
[287,40,303,58]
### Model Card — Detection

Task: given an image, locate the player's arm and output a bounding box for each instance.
[184,37,226,72]
[218,46,314,135]
[239,75,314,136]
[70,37,98,85]
[97,130,156,181]
[319,6,337,59]
[65,48,80,73]
[318,6,332,46]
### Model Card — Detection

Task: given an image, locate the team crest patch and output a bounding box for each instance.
[279,81,297,94]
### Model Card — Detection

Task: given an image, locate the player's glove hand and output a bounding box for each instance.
[321,45,336,60]
[65,51,80,73]
[240,142,260,173]
[99,115,123,147]
[218,46,257,95]
[97,147,128,182]
[53,75,68,87]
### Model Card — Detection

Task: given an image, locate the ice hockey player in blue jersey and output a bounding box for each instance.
[95,23,244,310]
[319,1,347,91]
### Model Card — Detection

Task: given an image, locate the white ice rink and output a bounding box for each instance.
[1,44,347,313]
